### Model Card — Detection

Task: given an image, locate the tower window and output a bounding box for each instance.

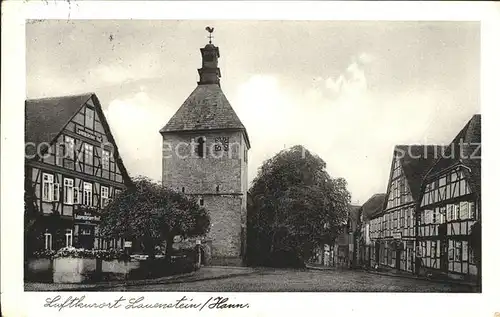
[216,185,220,193]
[197,137,205,158]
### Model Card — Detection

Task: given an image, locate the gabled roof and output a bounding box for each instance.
[393,145,445,200]
[361,193,386,220]
[25,93,132,185]
[159,84,251,148]
[424,114,481,196]
[25,93,94,150]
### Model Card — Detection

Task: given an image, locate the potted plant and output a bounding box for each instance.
[25,249,56,282]
[52,247,99,283]
[101,249,139,281]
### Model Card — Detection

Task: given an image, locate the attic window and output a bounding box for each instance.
[85,107,94,129]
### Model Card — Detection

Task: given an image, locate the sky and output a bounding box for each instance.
[26,20,480,204]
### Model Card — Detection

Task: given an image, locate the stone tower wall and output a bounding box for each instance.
[162,130,248,260]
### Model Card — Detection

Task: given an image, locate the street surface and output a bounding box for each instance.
[103,267,474,292]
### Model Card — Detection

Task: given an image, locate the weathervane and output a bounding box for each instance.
[205,26,214,44]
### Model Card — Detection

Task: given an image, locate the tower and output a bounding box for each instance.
[159,28,250,266]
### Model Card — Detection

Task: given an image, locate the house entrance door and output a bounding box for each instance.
[78,225,95,250]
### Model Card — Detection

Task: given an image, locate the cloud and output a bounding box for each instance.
[104,91,174,181]
[228,53,440,203]
[99,51,440,203]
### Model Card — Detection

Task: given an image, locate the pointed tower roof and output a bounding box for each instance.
[159,28,250,148]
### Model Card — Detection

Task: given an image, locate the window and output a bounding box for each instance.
[65,229,73,247]
[81,228,91,235]
[84,143,93,166]
[446,204,453,221]
[42,173,54,202]
[453,203,460,220]
[199,198,204,206]
[85,107,94,129]
[244,148,248,163]
[216,185,220,193]
[44,232,52,250]
[64,178,74,205]
[462,241,468,261]
[102,150,110,170]
[196,137,205,158]
[101,186,109,207]
[468,202,476,219]
[431,241,437,258]
[56,144,64,166]
[83,182,92,206]
[181,187,185,193]
[65,136,75,160]
[454,241,462,262]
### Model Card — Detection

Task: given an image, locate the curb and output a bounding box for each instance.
[305,265,478,290]
[69,271,258,291]
[45,270,259,291]
[358,269,478,289]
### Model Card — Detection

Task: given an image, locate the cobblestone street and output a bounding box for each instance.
[103,268,475,292]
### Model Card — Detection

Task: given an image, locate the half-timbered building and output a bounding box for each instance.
[366,146,441,273]
[25,93,132,252]
[377,145,443,273]
[416,114,481,282]
[359,193,386,268]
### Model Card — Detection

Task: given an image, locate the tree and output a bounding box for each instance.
[247,145,351,267]
[99,176,210,261]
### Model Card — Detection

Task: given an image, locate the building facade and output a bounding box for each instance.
[359,193,386,269]
[25,93,131,252]
[160,39,251,265]
[367,145,441,273]
[416,114,481,282]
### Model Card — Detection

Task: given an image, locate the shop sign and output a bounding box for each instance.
[124,241,132,248]
[74,210,101,223]
[393,232,402,239]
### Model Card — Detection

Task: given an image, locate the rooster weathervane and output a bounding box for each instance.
[205,26,214,44]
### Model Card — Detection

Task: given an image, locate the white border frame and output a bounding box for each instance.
[2,1,500,317]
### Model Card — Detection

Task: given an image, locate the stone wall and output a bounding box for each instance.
[162,130,248,261]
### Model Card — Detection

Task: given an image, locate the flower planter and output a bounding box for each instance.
[53,257,97,283]
[25,258,53,282]
[101,259,140,281]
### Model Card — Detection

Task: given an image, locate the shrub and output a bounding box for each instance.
[30,249,57,259]
[51,247,131,261]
